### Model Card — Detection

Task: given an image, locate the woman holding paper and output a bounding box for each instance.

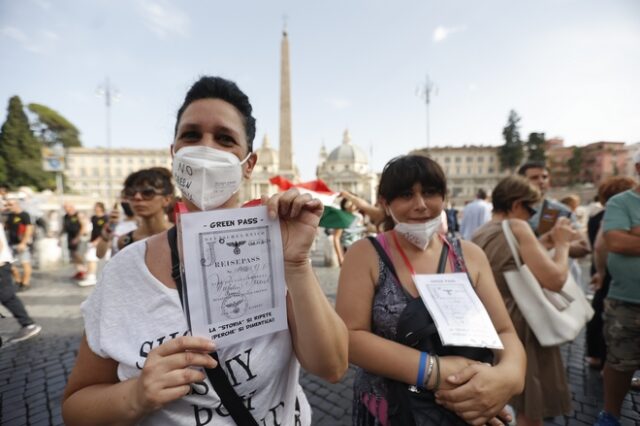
[63,76,348,425]
[336,155,525,426]
[472,175,575,426]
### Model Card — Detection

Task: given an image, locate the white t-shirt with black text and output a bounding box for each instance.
[82,240,311,426]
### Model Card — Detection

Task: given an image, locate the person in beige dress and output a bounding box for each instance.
[472,175,576,426]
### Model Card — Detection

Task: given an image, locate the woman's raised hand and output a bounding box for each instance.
[131,336,216,416]
[551,217,576,246]
[263,189,324,265]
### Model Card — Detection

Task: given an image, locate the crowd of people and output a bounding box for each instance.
[0,75,637,425]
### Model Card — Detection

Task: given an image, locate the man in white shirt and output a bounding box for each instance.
[459,189,492,240]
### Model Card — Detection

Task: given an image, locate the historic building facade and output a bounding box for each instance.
[580,141,628,185]
[411,145,505,204]
[316,130,377,203]
[64,147,171,203]
[239,135,281,201]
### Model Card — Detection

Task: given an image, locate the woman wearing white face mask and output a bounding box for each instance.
[63,76,348,426]
[336,155,526,426]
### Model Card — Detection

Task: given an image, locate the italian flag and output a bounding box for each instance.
[268,176,356,229]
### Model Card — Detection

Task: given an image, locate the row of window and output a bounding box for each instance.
[433,155,495,163]
[67,156,169,165]
[444,166,496,175]
[434,156,496,164]
[71,163,166,177]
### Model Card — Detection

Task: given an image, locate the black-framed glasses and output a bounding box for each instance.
[523,203,537,217]
[122,187,165,200]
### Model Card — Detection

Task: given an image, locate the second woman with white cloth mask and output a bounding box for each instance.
[336,155,526,426]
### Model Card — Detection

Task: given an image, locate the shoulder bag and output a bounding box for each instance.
[501,220,594,347]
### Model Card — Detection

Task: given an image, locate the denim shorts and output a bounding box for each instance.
[10,245,31,264]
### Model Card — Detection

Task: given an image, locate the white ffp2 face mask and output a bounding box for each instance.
[389,210,442,250]
[172,146,250,210]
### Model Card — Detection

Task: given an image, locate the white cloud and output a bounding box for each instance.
[2,26,29,43]
[468,83,478,92]
[433,25,466,43]
[137,0,190,39]
[325,97,351,110]
[42,30,60,41]
[34,0,52,10]
[1,26,49,53]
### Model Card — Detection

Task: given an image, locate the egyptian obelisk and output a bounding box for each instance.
[278,29,297,181]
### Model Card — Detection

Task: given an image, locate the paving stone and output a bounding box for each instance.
[30,418,52,426]
[28,410,50,424]
[2,405,27,422]
[24,384,45,399]
[3,417,29,426]
[2,264,639,426]
[567,419,590,426]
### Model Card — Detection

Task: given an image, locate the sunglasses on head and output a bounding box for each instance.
[523,203,537,217]
[122,187,165,200]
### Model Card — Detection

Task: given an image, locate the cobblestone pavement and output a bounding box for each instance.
[1,264,639,425]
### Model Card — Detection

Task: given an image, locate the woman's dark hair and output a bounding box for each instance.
[123,167,175,196]
[174,76,256,152]
[378,155,447,230]
[491,175,541,213]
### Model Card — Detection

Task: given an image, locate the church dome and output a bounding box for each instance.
[326,129,368,164]
[255,135,278,166]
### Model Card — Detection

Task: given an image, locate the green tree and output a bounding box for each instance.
[0,156,6,184]
[498,109,524,172]
[28,103,82,148]
[526,132,546,163]
[0,96,55,190]
[567,146,583,186]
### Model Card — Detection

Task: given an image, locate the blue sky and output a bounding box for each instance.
[2,0,639,180]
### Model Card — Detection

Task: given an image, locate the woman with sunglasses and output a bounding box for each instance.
[472,175,576,426]
[96,167,174,259]
[62,76,348,425]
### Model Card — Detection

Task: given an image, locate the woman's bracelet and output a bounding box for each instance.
[416,351,428,388]
[423,352,435,389]
[433,354,441,392]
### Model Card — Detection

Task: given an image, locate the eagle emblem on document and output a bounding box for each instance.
[227,240,246,255]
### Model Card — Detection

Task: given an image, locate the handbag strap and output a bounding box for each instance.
[501,220,523,269]
[436,239,449,274]
[167,227,258,426]
[368,236,400,282]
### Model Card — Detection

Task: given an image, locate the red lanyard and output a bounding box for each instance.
[391,231,453,277]
[391,230,417,276]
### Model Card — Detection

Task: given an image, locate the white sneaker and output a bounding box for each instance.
[10,324,42,343]
[77,275,97,287]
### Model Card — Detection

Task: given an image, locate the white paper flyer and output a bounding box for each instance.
[179,205,288,348]
[414,273,504,350]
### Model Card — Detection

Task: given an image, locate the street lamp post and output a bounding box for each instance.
[416,74,437,150]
